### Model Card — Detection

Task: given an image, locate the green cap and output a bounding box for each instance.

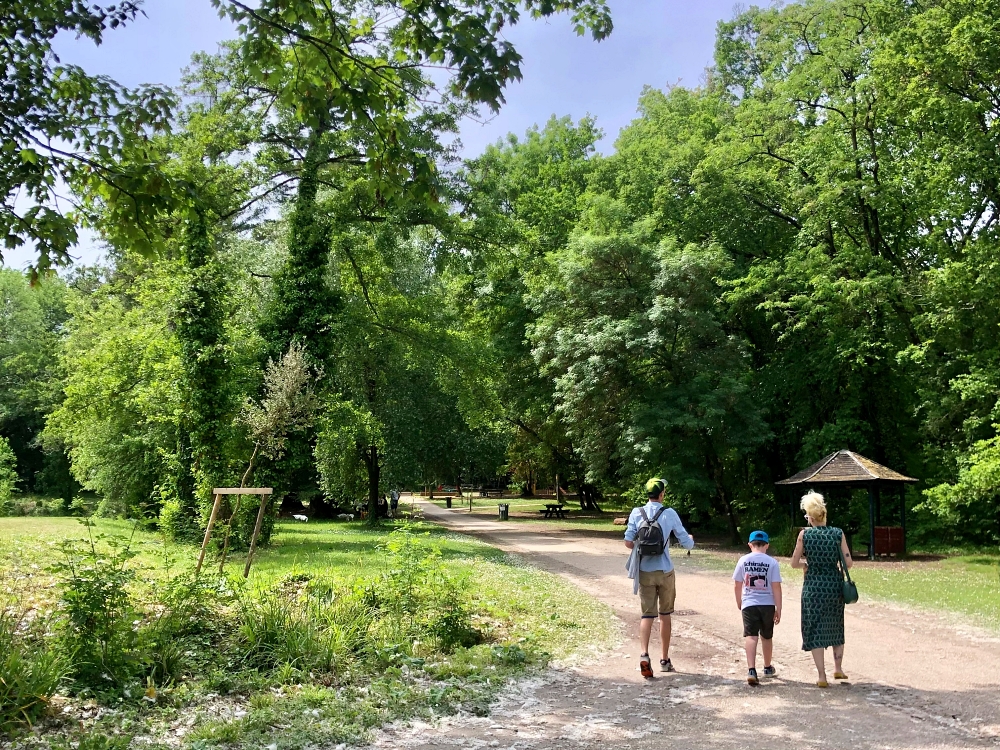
[645,477,666,497]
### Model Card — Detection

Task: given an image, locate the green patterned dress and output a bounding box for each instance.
[801,526,846,651]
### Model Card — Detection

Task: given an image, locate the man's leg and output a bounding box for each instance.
[658,613,672,660]
[639,616,654,656]
[744,635,759,669]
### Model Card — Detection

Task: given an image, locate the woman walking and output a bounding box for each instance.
[790,491,852,687]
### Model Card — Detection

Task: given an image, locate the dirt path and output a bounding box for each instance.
[375,500,1000,750]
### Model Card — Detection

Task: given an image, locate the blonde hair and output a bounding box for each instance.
[800,491,827,524]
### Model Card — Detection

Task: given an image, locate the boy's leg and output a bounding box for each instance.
[744,635,759,669]
[762,637,773,668]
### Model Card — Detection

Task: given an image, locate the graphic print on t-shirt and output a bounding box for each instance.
[732,552,782,609]
[744,560,771,591]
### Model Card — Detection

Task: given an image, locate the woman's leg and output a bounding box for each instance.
[833,644,845,673]
[811,648,827,682]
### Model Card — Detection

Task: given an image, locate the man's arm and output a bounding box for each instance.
[667,509,695,549]
[772,582,782,624]
[623,510,638,549]
[734,580,743,610]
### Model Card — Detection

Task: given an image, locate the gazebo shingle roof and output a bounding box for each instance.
[775,449,917,486]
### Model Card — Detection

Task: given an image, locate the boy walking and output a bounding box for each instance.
[733,530,782,685]
[624,478,695,678]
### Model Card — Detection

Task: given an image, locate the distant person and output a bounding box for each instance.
[390,488,400,516]
[624,477,695,678]
[791,491,853,687]
[733,530,782,685]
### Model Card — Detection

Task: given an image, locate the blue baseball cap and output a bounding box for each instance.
[748,530,769,543]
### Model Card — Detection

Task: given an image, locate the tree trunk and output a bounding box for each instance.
[578,482,602,512]
[364,443,381,526]
[259,130,339,511]
[175,210,230,533]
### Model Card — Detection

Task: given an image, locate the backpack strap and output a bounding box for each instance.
[638,508,650,525]
[649,506,666,523]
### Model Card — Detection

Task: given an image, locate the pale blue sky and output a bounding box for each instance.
[4,0,738,269]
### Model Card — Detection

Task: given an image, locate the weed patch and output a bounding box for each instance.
[0,518,615,748]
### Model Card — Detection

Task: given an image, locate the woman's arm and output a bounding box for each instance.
[790,530,806,569]
[840,531,853,569]
[772,582,782,624]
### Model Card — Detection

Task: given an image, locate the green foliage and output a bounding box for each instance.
[1,2,175,274]
[236,578,371,674]
[45,265,186,520]
[444,0,1000,542]
[379,525,481,650]
[51,523,141,692]
[0,516,617,746]
[454,116,604,505]
[0,438,17,516]
[176,212,238,531]
[0,584,67,734]
[0,269,76,498]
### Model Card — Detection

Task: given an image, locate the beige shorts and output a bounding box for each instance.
[638,569,676,617]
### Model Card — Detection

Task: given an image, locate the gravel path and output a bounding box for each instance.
[373,500,1000,750]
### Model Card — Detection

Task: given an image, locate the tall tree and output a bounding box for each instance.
[1,1,174,277]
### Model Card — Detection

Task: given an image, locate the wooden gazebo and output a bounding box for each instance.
[776,450,918,559]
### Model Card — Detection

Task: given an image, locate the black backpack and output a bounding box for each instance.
[636,506,667,557]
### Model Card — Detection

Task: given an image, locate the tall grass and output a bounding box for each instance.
[236,580,372,674]
[0,585,67,732]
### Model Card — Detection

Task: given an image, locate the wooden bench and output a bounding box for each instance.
[539,503,566,519]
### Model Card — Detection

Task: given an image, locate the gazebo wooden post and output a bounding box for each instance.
[900,485,907,554]
[867,484,876,561]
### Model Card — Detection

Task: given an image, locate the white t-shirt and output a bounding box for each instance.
[732,551,782,609]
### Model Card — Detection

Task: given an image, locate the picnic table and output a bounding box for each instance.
[539,503,566,519]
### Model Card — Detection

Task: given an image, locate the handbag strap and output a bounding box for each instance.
[835,530,854,584]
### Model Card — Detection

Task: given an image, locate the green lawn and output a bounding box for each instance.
[0,516,617,749]
[690,543,1000,632]
[423,494,631,529]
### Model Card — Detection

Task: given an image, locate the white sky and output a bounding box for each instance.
[2,0,738,271]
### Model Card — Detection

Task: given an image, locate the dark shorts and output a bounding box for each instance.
[742,605,775,639]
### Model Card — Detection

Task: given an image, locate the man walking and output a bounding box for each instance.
[624,477,695,678]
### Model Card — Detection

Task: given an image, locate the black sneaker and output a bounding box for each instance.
[747,668,759,686]
[763,665,777,677]
[660,658,675,672]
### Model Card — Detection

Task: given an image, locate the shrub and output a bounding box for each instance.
[380,525,482,651]
[0,586,67,734]
[138,569,222,686]
[51,523,141,692]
